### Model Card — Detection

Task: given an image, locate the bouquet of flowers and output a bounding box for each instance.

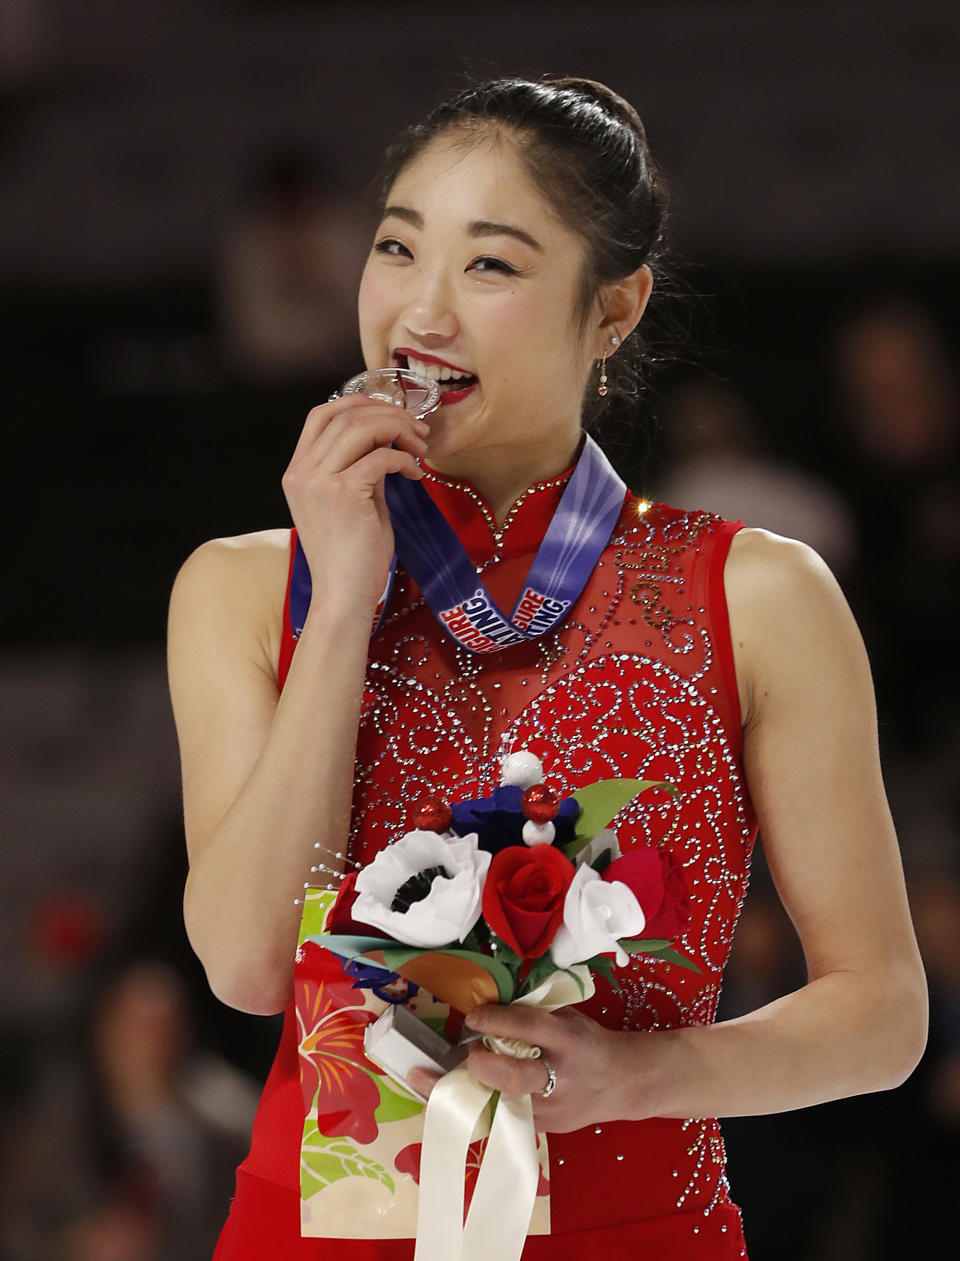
[311,750,697,1075]
[297,750,696,1255]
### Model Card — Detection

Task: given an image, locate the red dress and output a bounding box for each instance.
[213,463,757,1259]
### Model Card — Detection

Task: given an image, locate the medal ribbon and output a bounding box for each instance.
[288,434,626,653]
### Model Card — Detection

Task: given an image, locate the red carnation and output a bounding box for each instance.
[482,845,576,960]
[603,848,691,941]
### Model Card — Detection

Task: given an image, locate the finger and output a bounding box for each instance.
[317,395,431,450]
[342,446,425,488]
[406,1067,441,1099]
[291,402,427,477]
[289,393,378,464]
[464,1003,567,1051]
[319,408,429,475]
[464,1044,552,1097]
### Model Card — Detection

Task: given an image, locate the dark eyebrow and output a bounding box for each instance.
[467,219,543,252]
[380,205,543,253]
[381,205,424,229]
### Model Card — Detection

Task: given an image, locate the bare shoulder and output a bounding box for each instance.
[168,528,291,680]
[173,527,290,596]
[725,523,833,585]
[723,527,868,729]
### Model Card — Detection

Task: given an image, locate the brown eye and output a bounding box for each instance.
[469,256,518,276]
[374,238,412,259]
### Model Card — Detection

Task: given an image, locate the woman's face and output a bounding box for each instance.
[358,130,602,473]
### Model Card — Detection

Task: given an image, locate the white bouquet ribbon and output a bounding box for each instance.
[413,967,595,1261]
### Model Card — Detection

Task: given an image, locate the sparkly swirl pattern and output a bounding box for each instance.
[292,480,758,1246]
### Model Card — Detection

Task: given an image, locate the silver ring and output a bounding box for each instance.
[540,1061,558,1098]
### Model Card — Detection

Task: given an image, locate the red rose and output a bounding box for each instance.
[482,845,576,959]
[603,848,691,941]
[326,871,380,937]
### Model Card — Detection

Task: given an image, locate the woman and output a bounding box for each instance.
[167,78,928,1258]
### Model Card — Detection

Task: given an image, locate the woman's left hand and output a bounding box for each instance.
[408,1003,660,1132]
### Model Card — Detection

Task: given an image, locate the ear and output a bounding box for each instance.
[596,265,654,352]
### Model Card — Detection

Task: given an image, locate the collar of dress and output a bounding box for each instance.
[418,459,577,566]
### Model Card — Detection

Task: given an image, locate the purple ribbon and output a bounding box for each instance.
[289,435,625,654]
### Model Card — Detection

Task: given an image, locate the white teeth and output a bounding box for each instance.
[404,356,472,382]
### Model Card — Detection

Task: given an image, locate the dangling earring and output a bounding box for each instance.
[595,332,618,395]
[598,334,620,397]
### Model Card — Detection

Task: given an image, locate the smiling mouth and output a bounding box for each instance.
[394,351,479,396]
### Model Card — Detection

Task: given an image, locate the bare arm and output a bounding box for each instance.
[168,534,370,1015]
[641,529,928,1116]
[453,530,929,1127]
[168,395,430,1015]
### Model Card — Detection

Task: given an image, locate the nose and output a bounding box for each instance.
[402,266,459,346]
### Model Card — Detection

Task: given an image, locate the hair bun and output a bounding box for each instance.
[546,76,648,144]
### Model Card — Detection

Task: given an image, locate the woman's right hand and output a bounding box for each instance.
[281,392,430,615]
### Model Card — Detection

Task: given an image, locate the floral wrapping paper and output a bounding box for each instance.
[295,887,551,1239]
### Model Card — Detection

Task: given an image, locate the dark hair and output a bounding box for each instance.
[374,76,671,428]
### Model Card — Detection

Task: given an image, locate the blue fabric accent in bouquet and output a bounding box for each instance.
[449,785,580,854]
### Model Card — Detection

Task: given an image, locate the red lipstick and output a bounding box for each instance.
[438,382,479,406]
[394,348,476,376]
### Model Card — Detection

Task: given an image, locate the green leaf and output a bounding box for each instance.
[373,1072,424,1123]
[652,946,701,973]
[621,938,673,953]
[300,1124,395,1200]
[301,1155,347,1200]
[621,940,701,973]
[297,888,339,946]
[520,953,561,996]
[489,937,522,971]
[559,966,589,998]
[581,954,620,992]
[308,933,396,959]
[488,1090,501,1124]
[566,779,678,857]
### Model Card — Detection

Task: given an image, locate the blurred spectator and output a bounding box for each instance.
[910,872,960,1129]
[828,296,960,752]
[655,377,857,577]
[718,860,831,1261]
[217,145,368,385]
[834,298,957,470]
[863,868,960,1258]
[0,960,259,1261]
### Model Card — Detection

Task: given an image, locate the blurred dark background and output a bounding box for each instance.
[2,2,958,1258]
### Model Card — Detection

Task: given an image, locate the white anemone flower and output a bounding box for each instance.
[352,829,490,948]
[549,864,646,968]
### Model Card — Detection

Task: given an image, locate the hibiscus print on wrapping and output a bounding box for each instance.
[296,941,381,1144]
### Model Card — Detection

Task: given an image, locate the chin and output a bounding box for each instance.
[422,428,460,464]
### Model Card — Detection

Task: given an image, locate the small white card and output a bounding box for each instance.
[363,1004,469,1102]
